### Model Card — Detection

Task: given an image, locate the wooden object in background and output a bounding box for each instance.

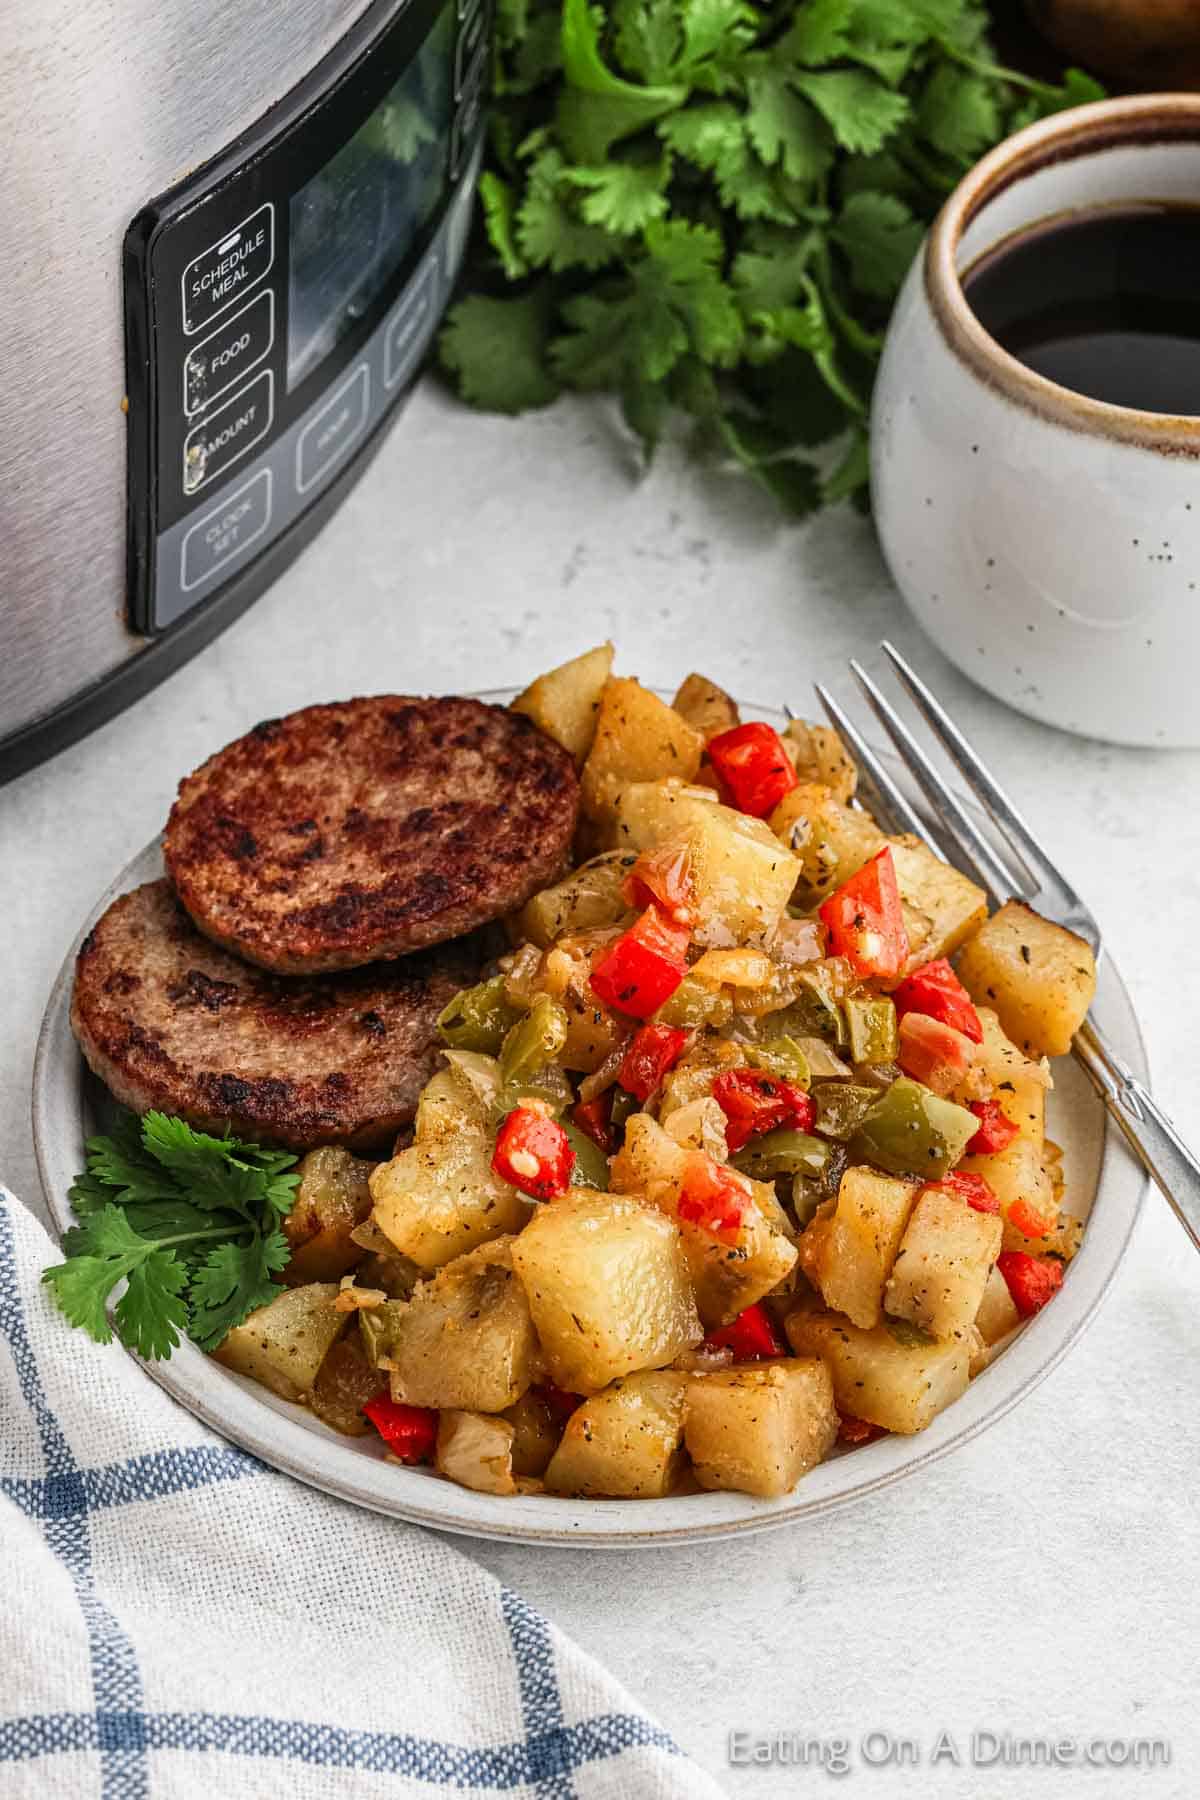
[1025,0,1200,89]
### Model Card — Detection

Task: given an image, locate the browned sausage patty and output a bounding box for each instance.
[163,695,578,974]
[70,880,492,1150]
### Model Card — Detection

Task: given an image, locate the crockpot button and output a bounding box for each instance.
[450,70,485,179]
[296,364,370,495]
[183,291,275,417]
[182,370,274,494]
[180,469,273,593]
[384,260,439,391]
[181,204,275,335]
[454,2,487,96]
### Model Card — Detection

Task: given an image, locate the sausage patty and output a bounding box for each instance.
[163,695,578,974]
[71,880,491,1150]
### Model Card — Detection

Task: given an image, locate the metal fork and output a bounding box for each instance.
[810,641,1200,1252]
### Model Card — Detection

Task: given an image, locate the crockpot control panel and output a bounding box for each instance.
[125,0,487,633]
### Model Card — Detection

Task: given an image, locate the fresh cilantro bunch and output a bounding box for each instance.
[438,0,1101,511]
[43,1112,300,1361]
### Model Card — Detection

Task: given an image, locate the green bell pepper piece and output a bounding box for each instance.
[562,1121,610,1190]
[654,974,734,1031]
[844,996,898,1065]
[437,974,523,1055]
[744,1036,811,1087]
[499,993,569,1088]
[812,1082,881,1141]
[733,1129,831,1182]
[608,1085,639,1136]
[850,1077,977,1179]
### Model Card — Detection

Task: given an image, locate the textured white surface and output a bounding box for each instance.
[3,380,1200,1794]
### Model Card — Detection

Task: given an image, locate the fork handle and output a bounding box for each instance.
[1073,1023,1200,1254]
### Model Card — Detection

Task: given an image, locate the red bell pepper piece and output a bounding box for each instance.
[897,1012,977,1096]
[704,1303,783,1360]
[676,1153,752,1241]
[363,1396,438,1464]
[997,1249,1063,1318]
[571,1094,614,1154]
[707,721,798,818]
[710,1067,816,1152]
[589,906,690,1019]
[622,842,696,927]
[618,1023,691,1103]
[892,958,983,1043]
[837,1412,887,1446]
[492,1106,575,1200]
[923,1170,1000,1214]
[818,847,909,980]
[534,1383,582,1424]
[966,1097,1020,1154]
[1007,1196,1057,1239]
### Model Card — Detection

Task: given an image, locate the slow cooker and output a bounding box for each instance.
[1,0,486,781]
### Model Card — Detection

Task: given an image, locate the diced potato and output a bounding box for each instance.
[965,1325,991,1378]
[883,1188,1003,1343]
[283,1147,374,1284]
[435,1410,518,1496]
[657,1036,745,1121]
[770,784,886,903]
[975,1262,1021,1346]
[956,899,1097,1058]
[683,1360,838,1497]
[611,1114,797,1327]
[615,782,800,945]
[889,840,989,972]
[531,929,632,1073]
[672,672,741,741]
[214,1282,346,1403]
[581,678,704,825]
[784,719,858,803]
[369,1067,531,1272]
[975,1008,1048,1147]
[503,1391,562,1478]
[511,641,614,766]
[515,851,636,948]
[510,1189,702,1394]
[544,1371,688,1497]
[384,1238,536,1412]
[959,1134,1056,1238]
[797,1165,919,1330]
[309,1332,385,1435]
[786,1310,970,1434]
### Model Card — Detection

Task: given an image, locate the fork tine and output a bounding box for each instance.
[848,659,1020,905]
[813,682,947,857]
[879,641,1076,902]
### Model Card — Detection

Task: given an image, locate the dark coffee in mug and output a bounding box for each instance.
[962,201,1200,415]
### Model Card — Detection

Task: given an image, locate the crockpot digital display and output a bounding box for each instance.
[124,0,484,635]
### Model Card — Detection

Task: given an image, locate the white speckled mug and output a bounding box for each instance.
[871,94,1200,747]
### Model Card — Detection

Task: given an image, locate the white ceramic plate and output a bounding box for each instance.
[32,705,1148,1547]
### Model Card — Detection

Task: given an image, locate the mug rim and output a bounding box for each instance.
[926,92,1200,452]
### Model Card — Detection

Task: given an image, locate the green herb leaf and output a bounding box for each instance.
[440,290,561,412]
[791,70,910,156]
[43,1110,301,1362]
[437,0,1107,515]
[562,153,671,233]
[831,192,923,299]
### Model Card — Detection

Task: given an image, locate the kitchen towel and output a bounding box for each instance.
[0,1187,723,1799]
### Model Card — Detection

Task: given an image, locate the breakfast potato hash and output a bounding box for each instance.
[217,649,1096,1500]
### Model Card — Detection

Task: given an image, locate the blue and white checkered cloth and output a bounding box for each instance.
[0,1188,723,1798]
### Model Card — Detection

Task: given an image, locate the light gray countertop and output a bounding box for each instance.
[4,382,1199,1796]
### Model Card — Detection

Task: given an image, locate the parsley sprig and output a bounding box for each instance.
[43,1112,299,1361]
[438,0,1102,511]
